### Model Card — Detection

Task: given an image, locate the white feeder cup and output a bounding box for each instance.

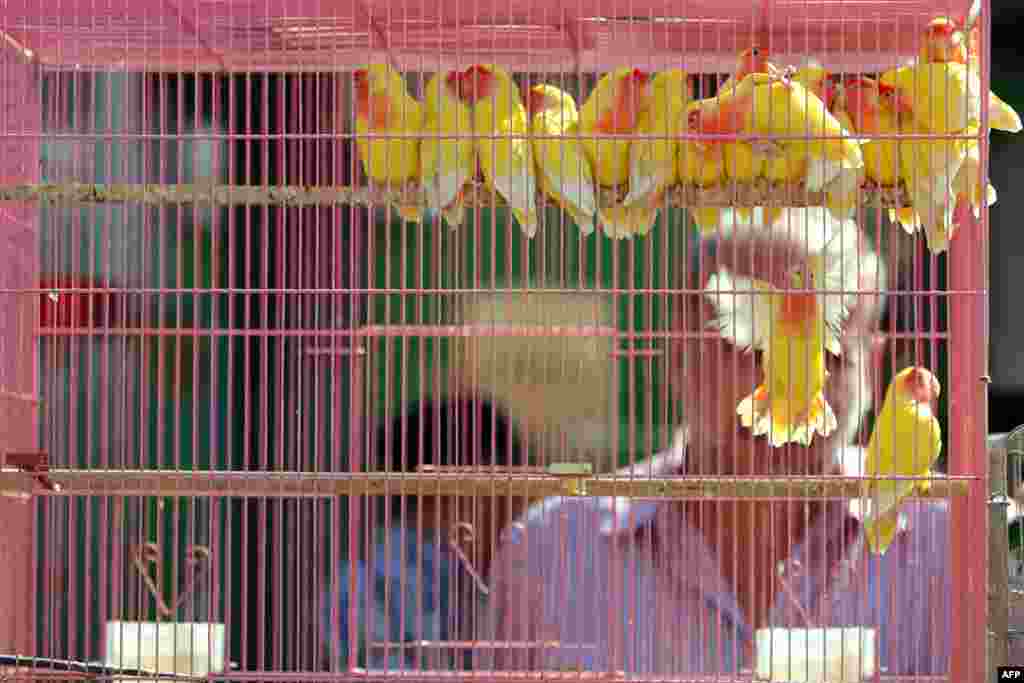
[754,627,877,682]
[104,621,227,683]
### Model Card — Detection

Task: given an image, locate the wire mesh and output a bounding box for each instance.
[0,0,999,680]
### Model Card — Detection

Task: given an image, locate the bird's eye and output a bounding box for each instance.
[751,47,760,57]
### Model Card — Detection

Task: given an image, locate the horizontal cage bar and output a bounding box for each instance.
[0,469,973,500]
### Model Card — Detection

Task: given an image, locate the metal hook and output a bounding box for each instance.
[170,545,212,614]
[447,521,491,597]
[131,543,213,619]
[776,558,814,628]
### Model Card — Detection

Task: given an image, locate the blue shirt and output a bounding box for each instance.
[488,448,952,676]
[320,524,486,671]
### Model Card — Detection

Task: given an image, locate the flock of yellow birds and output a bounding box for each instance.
[352,15,1020,255]
[351,15,1010,555]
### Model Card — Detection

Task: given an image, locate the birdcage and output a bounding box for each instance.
[0,0,1001,681]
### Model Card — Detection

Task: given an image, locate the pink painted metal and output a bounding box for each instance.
[0,0,992,680]
[947,3,991,680]
[0,29,39,656]
[0,0,980,73]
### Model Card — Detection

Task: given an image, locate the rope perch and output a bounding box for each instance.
[0,180,910,209]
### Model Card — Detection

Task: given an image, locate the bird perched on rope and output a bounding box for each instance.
[830,76,913,193]
[352,64,424,223]
[579,67,658,239]
[526,83,601,236]
[622,68,692,225]
[687,71,864,230]
[919,15,1017,227]
[459,63,540,238]
[419,69,475,228]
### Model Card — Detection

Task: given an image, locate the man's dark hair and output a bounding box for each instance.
[374,396,524,517]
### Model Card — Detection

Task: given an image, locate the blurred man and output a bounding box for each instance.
[489,217,952,676]
[322,396,528,672]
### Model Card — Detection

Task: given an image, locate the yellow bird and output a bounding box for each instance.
[526,83,601,235]
[679,100,729,234]
[688,50,783,234]
[720,52,843,222]
[689,72,864,224]
[704,209,860,360]
[578,67,658,239]
[419,69,476,228]
[880,62,982,136]
[352,64,424,222]
[733,264,837,448]
[919,16,1014,225]
[459,64,540,238]
[704,211,872,448]
[861,366,943,555]
[919,16,1021,133]
[830,76,911,187]
[880,63,983,253]
[719,49,779,194]
[717,46,781,93]
[623,68,692,213]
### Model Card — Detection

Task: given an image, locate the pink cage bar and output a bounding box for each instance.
[0,0,992,681]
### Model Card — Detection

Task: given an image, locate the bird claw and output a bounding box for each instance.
[401,179,420,197]
[750,140,786,160]
[765,63,796,87]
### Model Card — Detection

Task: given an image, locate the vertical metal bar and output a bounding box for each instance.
[989,433,1009,678]
[0,30,40,656]
[949,1,991,680]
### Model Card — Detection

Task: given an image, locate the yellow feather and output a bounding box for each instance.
[953,143,997,219]
[792,64,830,99]
[897,120,967,253]
[989,91,1023,133]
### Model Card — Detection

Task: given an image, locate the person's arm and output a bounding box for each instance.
[613,427,688,478]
